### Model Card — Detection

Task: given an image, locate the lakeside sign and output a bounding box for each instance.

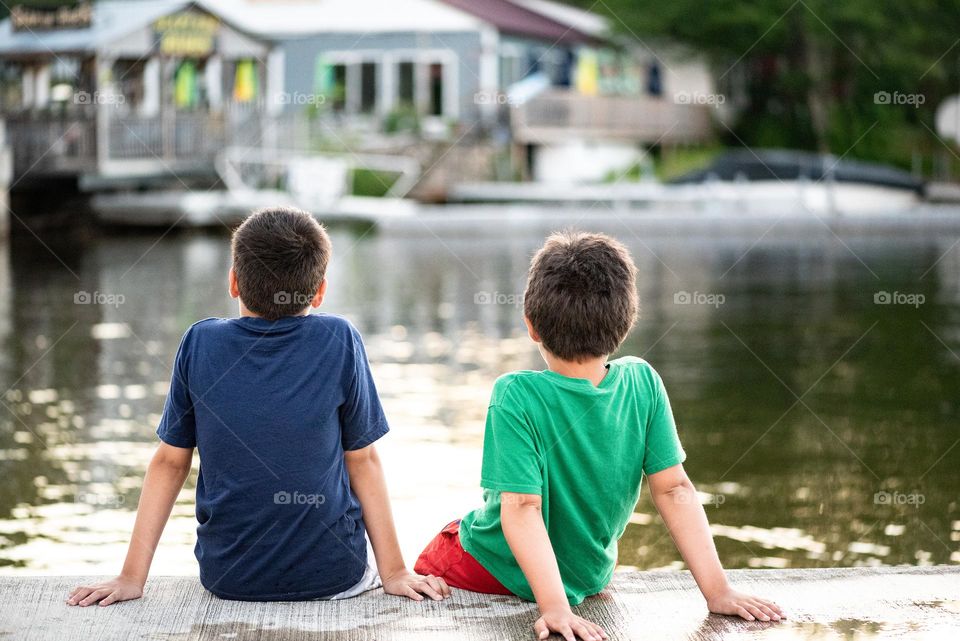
[10,3,92,31]
[154,11,220,57]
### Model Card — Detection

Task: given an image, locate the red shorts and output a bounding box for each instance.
[414,520,513,595]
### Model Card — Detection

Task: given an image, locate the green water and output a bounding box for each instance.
[0,224,958,574]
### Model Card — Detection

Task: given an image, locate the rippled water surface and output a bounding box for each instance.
[1,220,958,575]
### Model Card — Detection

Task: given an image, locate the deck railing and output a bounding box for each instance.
[5,109,265,179]
[511,90,714,145]
[6,115,97,176]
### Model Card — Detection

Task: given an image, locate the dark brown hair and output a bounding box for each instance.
[523,230,638,361]
[231,207,332,320]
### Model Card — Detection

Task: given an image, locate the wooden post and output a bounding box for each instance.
[0,119,10,239]
[94,55,111,176]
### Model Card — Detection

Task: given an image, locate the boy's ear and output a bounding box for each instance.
[523,315,541,343]
[310,278,328,308]
[228,267,240,299]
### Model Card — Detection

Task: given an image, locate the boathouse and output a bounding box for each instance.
[206,0,715,182]
[0,0,278,186]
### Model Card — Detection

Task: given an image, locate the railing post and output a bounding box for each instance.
[0,119,10,239]
[95,55,112,174]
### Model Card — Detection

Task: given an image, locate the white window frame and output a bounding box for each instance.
[319,49,459,121]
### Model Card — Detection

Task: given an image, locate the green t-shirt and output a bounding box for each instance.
[459,356,686,605]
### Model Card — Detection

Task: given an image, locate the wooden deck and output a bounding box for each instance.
[1,566,958,640]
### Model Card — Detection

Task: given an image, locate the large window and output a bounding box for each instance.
[398,61,415,107]
[428,63,443,117]
[314,52,455,121]
[331,64,347,111]
[359,62,377,113]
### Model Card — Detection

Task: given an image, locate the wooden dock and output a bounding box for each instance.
[1,566,958,640]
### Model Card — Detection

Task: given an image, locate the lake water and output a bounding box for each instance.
[0,217,958,577]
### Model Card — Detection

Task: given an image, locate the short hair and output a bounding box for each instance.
[231,207,332,320]
[523,230,638,361]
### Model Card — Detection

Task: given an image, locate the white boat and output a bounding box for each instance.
[449,179,921,216]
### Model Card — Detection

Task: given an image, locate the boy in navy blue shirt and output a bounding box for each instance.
[68,207,450,605]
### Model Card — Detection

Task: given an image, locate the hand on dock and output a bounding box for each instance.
[706,587,784,622]
[534,607,607,641]
[381,568,451,601]
[66,575,144,607]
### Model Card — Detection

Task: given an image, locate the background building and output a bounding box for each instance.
[0,0,276,185]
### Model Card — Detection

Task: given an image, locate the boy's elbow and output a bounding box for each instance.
[659,479,696,503]
[344,444,380,472]
[648,467,696,500]
[500,492,543,517]
[152,443,194,474]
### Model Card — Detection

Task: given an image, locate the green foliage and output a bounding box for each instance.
[583,0,960,171]
[382,104,420,134]
[351,168,398,197]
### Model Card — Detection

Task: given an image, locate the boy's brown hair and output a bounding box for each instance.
[523,230,638,361]
[231,207,332,320]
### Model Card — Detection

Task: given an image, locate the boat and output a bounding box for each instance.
[448,149,925,215]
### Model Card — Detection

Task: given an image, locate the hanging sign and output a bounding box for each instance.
[154,11,220,57]
[11,3,92,31]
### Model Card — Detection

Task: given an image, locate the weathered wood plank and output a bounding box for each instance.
[0,566,957,640]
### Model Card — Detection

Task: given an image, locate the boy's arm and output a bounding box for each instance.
[647,464,784,621]
[344,444,450,601]
[501,493,606,641]
[67,442,193,607]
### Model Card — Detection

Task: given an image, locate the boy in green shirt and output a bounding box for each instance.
[415,231,784,641]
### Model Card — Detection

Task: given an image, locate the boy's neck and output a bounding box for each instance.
[542,352,609,387]
[238,302,310,318]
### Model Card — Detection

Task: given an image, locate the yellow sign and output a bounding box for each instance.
[154,11,220,57]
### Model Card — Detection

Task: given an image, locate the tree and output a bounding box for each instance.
[583,0,960,168]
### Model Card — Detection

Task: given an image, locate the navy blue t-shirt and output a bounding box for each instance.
[156,314,389,600]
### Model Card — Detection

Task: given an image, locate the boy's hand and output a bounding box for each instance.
[66,576,144,607]
[534,607,607,641]
[381,568,451,601]
[707,587,784,622]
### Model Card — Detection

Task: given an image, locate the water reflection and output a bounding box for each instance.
[0,224,958,574]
